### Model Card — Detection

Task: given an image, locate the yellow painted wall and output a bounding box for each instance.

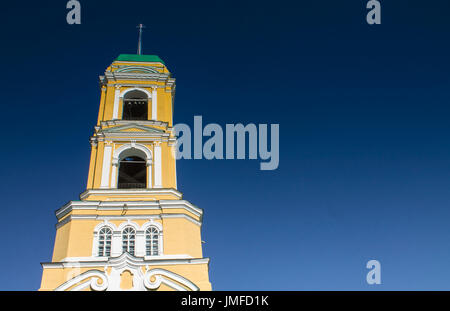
[51,215,202,260]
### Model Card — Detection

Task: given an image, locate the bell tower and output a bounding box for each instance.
[39,54,212,291]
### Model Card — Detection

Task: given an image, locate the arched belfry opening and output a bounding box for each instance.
[117,148,148,189]
[122,90,148,120]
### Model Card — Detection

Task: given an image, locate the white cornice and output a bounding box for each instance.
[100,123,165,134]
[160,200,203,216]
[56,213,202,229]
[105,71,170,82]
[42,255,209,269]
[79,188,183,201]
[107,83,163,88]
[60,254,194,263]
[96,138,170,144]
[94,121,172,141]
[111,61,166,67]
[55,199,203,227]
[100,132,170,139]
[100,120,168,128]
[115,66,159,74]
[56,198,199,218]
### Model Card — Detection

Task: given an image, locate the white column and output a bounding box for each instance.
[111,231,122,257]
[92,232,99,256]
[154,144,162,188]
[152,87,157,120]
[113,85,121,119]
[135,230,145,257]
[159,231,164,255]
[173,145,177,189]
[100,144,112,188]
[110,159,118,188]
[147,159,153,188]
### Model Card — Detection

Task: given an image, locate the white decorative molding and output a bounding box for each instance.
[141,219,163,231]
[49,253,202,291]
[117,220,140,231]
[144,269,199,291]
[119,87,152,99]
[93,220,118,232]
[115,66,159,74]
[113,143,152,162]
[55,270,109,291]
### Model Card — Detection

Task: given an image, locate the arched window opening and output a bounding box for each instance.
[145,227,160,256]
[98,227,112,257]
[122,227,136,255]
[118,156,146,189]
[122,90,148,120]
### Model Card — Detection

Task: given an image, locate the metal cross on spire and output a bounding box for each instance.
[136,24,146,55]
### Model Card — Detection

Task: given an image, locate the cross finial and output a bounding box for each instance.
[136,24,146,55]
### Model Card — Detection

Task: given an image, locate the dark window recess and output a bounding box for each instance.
[122,100,148,120]
[118,156,147,189]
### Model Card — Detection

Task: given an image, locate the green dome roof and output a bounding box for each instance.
[115,54,164,64]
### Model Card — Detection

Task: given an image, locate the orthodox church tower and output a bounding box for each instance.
[39,51,212,291]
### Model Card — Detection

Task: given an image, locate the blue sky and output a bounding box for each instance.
[1,0,450,290]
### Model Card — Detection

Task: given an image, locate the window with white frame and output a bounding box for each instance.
[98,227,112,257]
[122,227,136,255]
[145,226,160,256]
